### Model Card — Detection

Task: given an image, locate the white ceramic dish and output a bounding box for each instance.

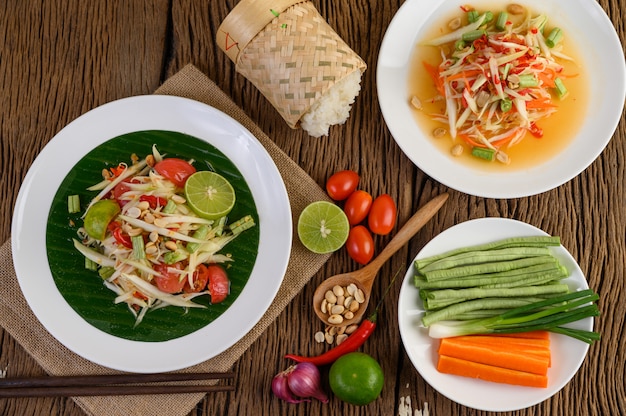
[11,95,292,373]
[377,0,625,199]
[398,217,592,412]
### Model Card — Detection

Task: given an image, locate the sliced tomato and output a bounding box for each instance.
[113,181,133,206]
[153,158,196,188]
[153,263,186,294]
[206,264,230,304]
[184,264,210,293]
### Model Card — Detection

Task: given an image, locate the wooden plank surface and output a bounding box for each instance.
[1,1,625,415]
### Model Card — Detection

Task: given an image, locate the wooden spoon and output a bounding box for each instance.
[313,193,449,327]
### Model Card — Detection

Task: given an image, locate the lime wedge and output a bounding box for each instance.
[84,199,121,240]
[184,171,236,220]
[298,201,349,254]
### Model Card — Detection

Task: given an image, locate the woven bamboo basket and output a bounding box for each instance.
[217,0,367,131]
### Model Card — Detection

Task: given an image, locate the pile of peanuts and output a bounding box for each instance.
[315,283,365,345]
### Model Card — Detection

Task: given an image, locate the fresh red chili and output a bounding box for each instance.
[139,195,168,209]
[284,312,378,366]
[108,221,133,248]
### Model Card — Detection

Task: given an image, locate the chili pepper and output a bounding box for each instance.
[139,194,168,209]
[108,221,133,248]
[285,311,378,366]
[284,267,403,366]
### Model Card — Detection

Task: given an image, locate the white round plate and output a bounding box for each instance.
[11,95,292,373]
[398,218,592,411]
[377,0,625,199]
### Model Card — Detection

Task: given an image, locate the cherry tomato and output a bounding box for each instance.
[206,264,230,304]
[153,158,196,188]
[112,181,132,206]
[344,190,372,226]
[184,264,210,293]
[368,194,397,235]
[346,225,375,265]
[153,263,186,294]
[326,170,359,201]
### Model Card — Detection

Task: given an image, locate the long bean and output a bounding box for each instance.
[419,246,552,273]
[422,256,556,282]
[414,236,561,270]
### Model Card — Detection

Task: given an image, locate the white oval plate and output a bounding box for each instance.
[398,218,592,412]
[377,0,625,198]
[11,95,292,373]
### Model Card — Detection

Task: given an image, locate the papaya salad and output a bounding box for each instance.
[71,145,255,326]
[414,4,577,164]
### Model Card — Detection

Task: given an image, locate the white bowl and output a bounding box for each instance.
[377,0,625,199]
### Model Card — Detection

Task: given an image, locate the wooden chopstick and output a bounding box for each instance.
[0,372,235,398]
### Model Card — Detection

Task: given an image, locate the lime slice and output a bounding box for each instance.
[298,201,349,254]
[184,171,236,220]
[84,199,121,240]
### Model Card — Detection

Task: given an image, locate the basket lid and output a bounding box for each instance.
[216,0,305,63]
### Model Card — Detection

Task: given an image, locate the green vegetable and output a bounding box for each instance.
[545,27,563,48]
[554,77,568,99]
[495,11,508,31]
[162,199,177,214]
[499,98,513,112]
[131,235,146,260]
[186,225,211,253]
[467,10,480,23]
[462,29,485,43]
[68,195,80,214]
[471,147,496,161]
[230,215,255,235]
[426,289,601,344]
[415,236,561,270]
[518,74,539,88]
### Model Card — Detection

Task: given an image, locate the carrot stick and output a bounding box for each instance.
[437,355,548,388]
[451,334,550,348]
[491,330,550,340]
[439,338,550,375]
[423,62,445,96]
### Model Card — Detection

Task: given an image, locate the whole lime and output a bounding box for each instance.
[328,352,384,405]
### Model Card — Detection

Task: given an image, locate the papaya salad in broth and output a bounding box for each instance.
[412,3,579,165]
[72,145,255,326]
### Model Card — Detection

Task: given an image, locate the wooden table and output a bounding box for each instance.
[1,1,624,415]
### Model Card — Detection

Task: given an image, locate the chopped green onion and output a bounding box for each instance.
[230,215,255,235]
[461,29,485,43]
[545,27,563,48]
[518,74,539,88]
[425,289,601,344]
[499,98,513,112]
[68,195,80,214]
[471,146,496,161]
[554,77,568,99]
[495,11,508,31]
[131,235,146,260]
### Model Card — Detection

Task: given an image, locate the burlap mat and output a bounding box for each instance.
[0,64,331,416]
